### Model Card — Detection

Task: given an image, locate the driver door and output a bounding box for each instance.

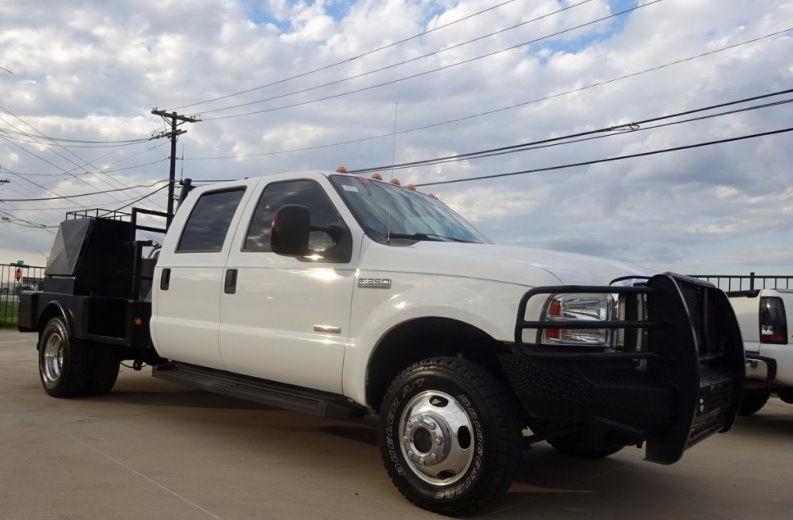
[219,177,359,393]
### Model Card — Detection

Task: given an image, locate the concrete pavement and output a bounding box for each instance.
[1,329,791,519]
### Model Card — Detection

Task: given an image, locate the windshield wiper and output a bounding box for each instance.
[386,232,472,243]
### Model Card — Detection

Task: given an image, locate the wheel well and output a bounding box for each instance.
[37,303,69,337]
[365,317,511,412]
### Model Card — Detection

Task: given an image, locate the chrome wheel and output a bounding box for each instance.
[399,390,475,486]
[41,331,64,384]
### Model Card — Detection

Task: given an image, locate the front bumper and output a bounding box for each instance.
[499,273,745,465]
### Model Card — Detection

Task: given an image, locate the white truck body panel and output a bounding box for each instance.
[152,179,257,368]
[729,288,793,386]
[219,175,363,393]
[152,171,654,406]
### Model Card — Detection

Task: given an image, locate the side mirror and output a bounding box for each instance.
[270,204,310,257]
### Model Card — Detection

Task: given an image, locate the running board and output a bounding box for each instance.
[152,362,367,419]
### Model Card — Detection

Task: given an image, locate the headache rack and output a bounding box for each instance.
[504,273,745,464]
[17,207,170,350]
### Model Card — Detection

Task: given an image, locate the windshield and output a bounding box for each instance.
[329,174,488,244]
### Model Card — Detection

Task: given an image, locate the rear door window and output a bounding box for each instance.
[177,188,245,253]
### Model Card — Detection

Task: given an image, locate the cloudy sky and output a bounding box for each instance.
[0,0,791,275]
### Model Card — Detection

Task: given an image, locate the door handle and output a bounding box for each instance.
[160,268,171,290]
[224,269,238,294]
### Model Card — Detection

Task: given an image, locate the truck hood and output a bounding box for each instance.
[361,241,654,287]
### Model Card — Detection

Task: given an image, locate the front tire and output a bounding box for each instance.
[379,357,522,516]
[38,317,93,397]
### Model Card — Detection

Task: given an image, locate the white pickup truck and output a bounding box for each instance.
[19,171,745,515]
[729,288,793,415]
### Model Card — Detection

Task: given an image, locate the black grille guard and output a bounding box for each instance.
[502,273,745,464]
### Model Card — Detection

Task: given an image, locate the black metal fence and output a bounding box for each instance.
[688,272,793,292]
[0,263,45,327]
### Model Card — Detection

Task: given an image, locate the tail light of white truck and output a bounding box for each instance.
[760,296,788,344]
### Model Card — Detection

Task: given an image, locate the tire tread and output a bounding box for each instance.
[379,357,522,516]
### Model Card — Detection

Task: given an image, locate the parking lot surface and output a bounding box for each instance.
[1,329,792,520]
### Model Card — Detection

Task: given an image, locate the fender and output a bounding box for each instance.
[342,272,538,406]
[36,299,75,341]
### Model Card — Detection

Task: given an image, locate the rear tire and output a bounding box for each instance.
[85,347,120,395]
[739,392,770,416]
[549,428,627,459]
[38,317,93,397]
[379,357,522,516]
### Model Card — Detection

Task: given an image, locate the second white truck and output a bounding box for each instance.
[729,288,793,415]
[19,171,745,515]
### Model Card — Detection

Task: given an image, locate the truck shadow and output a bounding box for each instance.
[83,375,790,519]
[734,413,793,437]
[88,373,276,410]
[89,389,276,410]
[84,385,737,519]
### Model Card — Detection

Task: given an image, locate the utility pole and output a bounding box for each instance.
[151,109,200,226]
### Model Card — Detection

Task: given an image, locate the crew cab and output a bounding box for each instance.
[729,288,793,415]
[19,170,745,515]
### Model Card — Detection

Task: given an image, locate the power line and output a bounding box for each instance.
[186,91,793,185]
[2,157,169,177]
[348,89,793,173]
[0,180,168,202]
[0,126,164,144]
[0,134,92,207]
[186,26,792,160]
[45,140,170,179]
[0,191,165,211]
[199,0,597,115]
[168,0,521,111]
[0,112,141,201]
[113,183,170,211]
[0,107,154,200]
[0,210,56,232]
[414,127,793,187]
[202,1,663,121]
[0,129,165,148]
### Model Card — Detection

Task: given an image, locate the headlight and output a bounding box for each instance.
[540,293,618,346]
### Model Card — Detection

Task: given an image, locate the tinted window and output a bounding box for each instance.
[244,180,344,252]
[177,188,245,253]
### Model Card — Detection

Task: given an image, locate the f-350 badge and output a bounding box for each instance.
[358,277,392,289]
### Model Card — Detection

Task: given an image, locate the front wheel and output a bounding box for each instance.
[379,357,522,516]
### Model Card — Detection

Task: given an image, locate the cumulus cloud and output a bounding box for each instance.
[0,0,791,275]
